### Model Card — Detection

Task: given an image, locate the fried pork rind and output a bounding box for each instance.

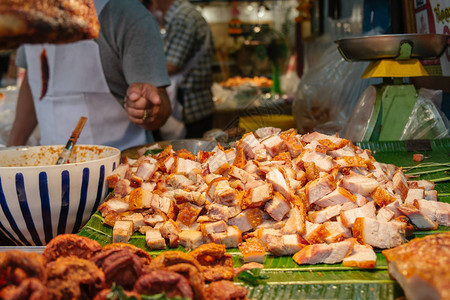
[102,243,152,264]
[190,243,234,282]
[0,0,100,49]
[204,280,248,300]
[42,234,102,263]
[167,263,206,300]
[0,278,49,300]
[90,247,149,290]
[0,251,46,288]
[46,256,105,300]
[148,251,202,272]
[134,270,194,299]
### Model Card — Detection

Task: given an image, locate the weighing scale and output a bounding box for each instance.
[335,34,449,141]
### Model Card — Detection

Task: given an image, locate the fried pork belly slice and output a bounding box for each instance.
[113,220,134,243]
[266,167,294,200]
[113,179,132,197]
[160,219,181,248]
[166,174,195,190]
[0,278,49,300]
[302,131,342,144]
[190,243,235,282]
[146,228,166,250]
[134,270,193,299]
[340,173,380,196]
[207,177,236,205]
[342,243,377,268]
[377,206,395,222]
[371,185,397,207]
[392,169,409,201]
[265,192,291,221]
[323,221,352,244]
[261,134,287,157]
[404,188,425,205]
[173,157,201,175]
[135,156,157,181]
[293,239,355,265]
[204,280,248,300]
[266,234,307,256]
[239,238,266,263]
[123,212,145,231]
[179,230,205,250]
[281,207,306,235]
[228,208,263,232]
[385,198,403,218]
[206,203,231,222]
[106,164,130,188]
[314,187,356,207]
[46,257,105,300]
[125,188,152,210]
[151,194,173,215]
[353,218,406,249]
[0,251,46,286]
[42,234,101,263]
[90,247,148,290]
[241,132,264,159]
[424,190,438,201]
[229,165,256,183]
[398,204,438,230]
[302,221,330,244]
[201,220,228,236]
[308,205,341,224]
[416,199,450,226]
[143,212,166,226]
[255,126,282,138]
[340,201,376,228]
[408,179,435,191]
[306,175,336,205]
[177,203,203,226]
[300,150,334,172]
[210,226,242,248]
[207,149,228,174]
[382,232,450,300]
[244,182,273,208]
[328,144,356,158]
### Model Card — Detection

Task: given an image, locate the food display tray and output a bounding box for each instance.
[79,139,450,300]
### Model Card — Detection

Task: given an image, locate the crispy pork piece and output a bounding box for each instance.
[342,243,377,268]
[179,230,205,250]
[392,169,409,200]
[416,199,450,226]
[323,221,352,244]
[308,205,341,224]
[340,174,380,196]
[209,226,242,248]
[135,157,158,181]
[239,238,266,263]
[112,220,134,243]
[166,174,195,190]
[113,179,132,197]
[244,182,273,208]
[340,201,376,228]
[177,203,203,226]
[134,270,193,299]
[160,219,181,248]
[398,204,438,230]
[123,213,145,231]
[190,243,234,282]
[301,150,334,172]
[0,0,100,49]
[261,134,286,157]
[266,167,294,201]
[404,188,425,205]
[292,239,355,265]
[371,185,397,207]
[176,157,202,174]
[281,207,306,235]
[408,179,435,191]
[353,218,406,249]
[207,177,236,205]
[376,206,395,222]
[314,187,356,207]
[201,220,228,236]
[241,133,264,159]
[146,228,166,250]
[42,234,101,263]
[228,208,263,233]
[265,192,291,221]
[255,127,282,138]
[306,175,336,205]
[204,280,248,300]
[46,257,105,300]
[382,232,450,300]
[302,221,329,244]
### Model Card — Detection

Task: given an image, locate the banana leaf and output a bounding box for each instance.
[79,139,450,300]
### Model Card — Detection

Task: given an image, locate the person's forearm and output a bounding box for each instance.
[7,71,38,146]
[167,63,180,76]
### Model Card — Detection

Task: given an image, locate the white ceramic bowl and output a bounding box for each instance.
[0,145,120,245]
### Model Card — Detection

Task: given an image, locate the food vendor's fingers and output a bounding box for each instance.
[126,83,161,106]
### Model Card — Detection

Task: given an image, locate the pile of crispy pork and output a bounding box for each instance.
[102,128,450,267]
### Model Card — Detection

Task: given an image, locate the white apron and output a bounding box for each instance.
[24,0,147,150]
[159,1,211,140]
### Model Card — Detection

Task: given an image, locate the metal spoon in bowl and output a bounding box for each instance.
[55,116,87,165]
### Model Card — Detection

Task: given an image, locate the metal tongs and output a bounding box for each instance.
[55,116,87,165]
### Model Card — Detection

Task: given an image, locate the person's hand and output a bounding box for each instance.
[124,83,171,131]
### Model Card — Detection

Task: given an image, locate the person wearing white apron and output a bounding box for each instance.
[8,0,171,150]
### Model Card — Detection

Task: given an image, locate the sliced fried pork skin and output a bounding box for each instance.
[204,280,248,300]
[46,257,105,300]
[292,239,355,265]
[0,278,48,300]
[133,270,193,299]
[382,232,450,300]
[42,234,102,263]
[342,243,376,268]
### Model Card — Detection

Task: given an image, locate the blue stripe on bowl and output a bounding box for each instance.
[0,177,31,246]
[113,162,116,171]
[58,170,70,235]
[0,221,21,245]
[15,173,42,245]
[91,165,105,216]
[72,168,89,233]
[39,171,53,243]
